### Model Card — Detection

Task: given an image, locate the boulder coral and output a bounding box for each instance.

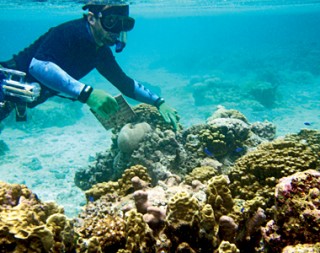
[117,122,152,154]
[76,213,126,252]
[228,138,319,211]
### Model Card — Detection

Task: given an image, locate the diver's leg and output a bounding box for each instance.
[0,102,14,155]
[0,102,14,122]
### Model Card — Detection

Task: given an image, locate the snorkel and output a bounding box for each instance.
[115,31,126,52]
[83,0,135,53]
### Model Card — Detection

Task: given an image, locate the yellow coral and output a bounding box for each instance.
[84,164,151,202]
[0,182,35,207]
[123,209,151,252]
[132,104,180,132]
[118,165,151,196]
[200,204,219,240]
[0,182,73,252]
[229,139,319,204]
[185,166,218,185]
[206,175,234,220]
[215,240,240,253]
[166,191,201,226]
[85,181,119,201]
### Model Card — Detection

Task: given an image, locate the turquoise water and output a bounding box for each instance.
[1,1,320,216]
[2,2,320,131]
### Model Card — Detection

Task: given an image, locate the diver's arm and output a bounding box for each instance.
[96,51,164,107]
[29,57,92,102]
[132,80,165,107]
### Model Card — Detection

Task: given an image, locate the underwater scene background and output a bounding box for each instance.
[0,1,320,252]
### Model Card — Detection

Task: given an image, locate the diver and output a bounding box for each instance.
[0,0,178,130]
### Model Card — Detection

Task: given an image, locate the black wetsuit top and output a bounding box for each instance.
[8,17,135,107]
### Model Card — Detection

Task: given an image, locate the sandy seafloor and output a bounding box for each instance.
[1,5,320,217]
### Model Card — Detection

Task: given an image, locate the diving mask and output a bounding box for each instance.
[100,14,134,33]
[98,5,135,33]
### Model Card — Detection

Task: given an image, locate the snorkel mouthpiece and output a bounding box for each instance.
[115,31,126,53]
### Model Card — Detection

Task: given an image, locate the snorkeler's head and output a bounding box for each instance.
[82,0,134,33]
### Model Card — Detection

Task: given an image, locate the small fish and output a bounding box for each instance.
[304,122,312,126]
[235,147,244,153]
[88,196,94,203]
[204,147,214,157]
[240,207,245,213]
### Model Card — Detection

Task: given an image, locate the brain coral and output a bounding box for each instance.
[117,122,152,154]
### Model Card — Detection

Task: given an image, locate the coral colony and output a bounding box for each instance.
[1,104,320,252]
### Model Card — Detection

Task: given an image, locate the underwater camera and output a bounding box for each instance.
[0,67,41,121]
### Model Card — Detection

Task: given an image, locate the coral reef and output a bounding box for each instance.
[207,105,249,124]
[206,175,234,220]
[282,243,320,253]
[188,75,241,106]
[74,150,115,190]
[284,128,320,158]
[184,166,219,185]
[72,107,320,252]
[250,121,276,141]
[228,138,319,212]
[3,154,320,253]
[3,103,320,253]
[76,166,239,253]
[84,164,151,201]
[247,81,278,108]
[262,169,320,252]
[0,181,76,252]
[75,105,276,190]
[215,240,240,253]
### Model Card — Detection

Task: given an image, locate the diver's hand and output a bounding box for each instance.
[86,89,119,119]
[158,103,179,131]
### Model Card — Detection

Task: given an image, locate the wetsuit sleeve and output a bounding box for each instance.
[29,58,88,100]
[27,20,95,102]
[96,49,163,106]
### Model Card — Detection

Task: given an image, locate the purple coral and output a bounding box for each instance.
[263,169,320,251]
